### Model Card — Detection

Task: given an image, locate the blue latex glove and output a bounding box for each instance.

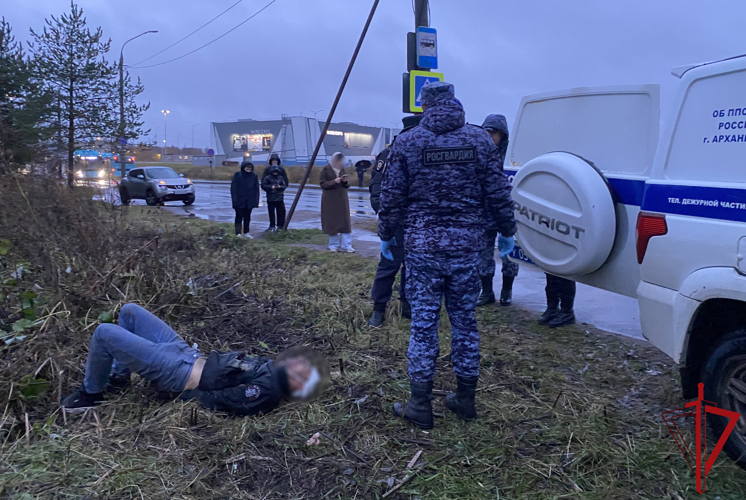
[381,237,397,261]
[498,235,515,259]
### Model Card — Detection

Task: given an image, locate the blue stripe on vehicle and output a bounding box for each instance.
[642,184,746,223]
[503,168,645,207]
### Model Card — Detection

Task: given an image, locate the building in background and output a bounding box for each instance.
[208,116,400,166]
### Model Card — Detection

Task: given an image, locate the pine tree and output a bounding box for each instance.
[0,18,53,173]
[29,2,116,186]
[109,68,150,176]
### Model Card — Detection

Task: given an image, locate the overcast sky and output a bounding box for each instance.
[6,0,746,150]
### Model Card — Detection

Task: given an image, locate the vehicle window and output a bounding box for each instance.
[665,68,746,183]
[145,167,179,179]
[129,169,142,178]
[510,89,659,175]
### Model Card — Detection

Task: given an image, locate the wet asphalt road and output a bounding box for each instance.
[135,180,644,340]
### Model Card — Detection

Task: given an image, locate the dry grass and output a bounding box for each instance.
[0,175,745,499]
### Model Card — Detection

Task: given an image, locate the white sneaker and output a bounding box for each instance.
[329,247,339,252]
[340,247,356,253]
[244,233,254,239]
[236,233,244,238]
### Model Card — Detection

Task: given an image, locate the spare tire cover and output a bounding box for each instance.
[511,152,616,276]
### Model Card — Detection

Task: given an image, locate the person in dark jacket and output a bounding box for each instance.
[261,154,289,187]
[61,304,329,416]
[367,114,422,328]
[231,161,260,238]
[261,164,288,231]
[355,160,371,187]
[378,82,516,428]
[477,114,520,307]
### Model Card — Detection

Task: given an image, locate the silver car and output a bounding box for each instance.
[119,166,195,206]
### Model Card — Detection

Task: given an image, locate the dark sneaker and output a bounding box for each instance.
[368,310,385,328]
[548,310,576,328]
[476,292,496,307]
[265,227,276,232]
[62,386,105,413]
[538,307,559,325]
[107,374,131,392]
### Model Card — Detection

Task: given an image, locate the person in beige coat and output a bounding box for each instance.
[319,152,354,252]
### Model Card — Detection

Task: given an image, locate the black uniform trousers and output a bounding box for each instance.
[371,225,407,311]
[358,172,365,188]
[545,274,576,310]
[267,201,286,228]
[234,208,253,235]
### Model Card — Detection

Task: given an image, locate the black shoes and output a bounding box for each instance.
[477,274,496,307]
[538,307,559,325]
[476,291,496,307]
[538,307,576,328]
[368,310,385,328]
[393,381,434,429]
[61,386,105,412]
[548,309,576,328]
[500,276,515,306]
[445,376,478,421]
[401,300,412,320]
[107,374,131,392]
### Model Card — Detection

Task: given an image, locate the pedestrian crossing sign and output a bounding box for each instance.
[409,70,445,113]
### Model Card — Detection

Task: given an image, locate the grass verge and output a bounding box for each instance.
[0,175,744,499]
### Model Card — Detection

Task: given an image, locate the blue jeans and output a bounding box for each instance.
[83,304,200,394]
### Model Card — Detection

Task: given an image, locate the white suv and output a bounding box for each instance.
[504,55,746,464]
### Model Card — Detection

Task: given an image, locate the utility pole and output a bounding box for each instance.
[119,31,157,177]
[414,0,429,28]
[161,109,170,158]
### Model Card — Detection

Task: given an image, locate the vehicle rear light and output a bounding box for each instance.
[636,212,667,264]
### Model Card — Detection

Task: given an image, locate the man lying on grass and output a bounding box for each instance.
[62,304,328,415]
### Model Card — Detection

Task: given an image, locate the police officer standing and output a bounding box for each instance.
[367,115,422,328]
[477,114,520,307]
[378,82,516,428]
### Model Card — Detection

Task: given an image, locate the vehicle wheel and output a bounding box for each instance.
[119,187,131,206]
[183,194,195,206]
[145,189,158,206]
[701,329,746,468]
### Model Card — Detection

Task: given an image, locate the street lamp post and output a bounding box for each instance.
[119,30,157,177]
[308,109,324,121]
[161,109,170,158]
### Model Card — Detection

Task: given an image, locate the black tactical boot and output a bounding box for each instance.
[476,275,496,306]
[538,306,559,325]
[393,381,434,429]
[548,309,576,328]
[368,308,386,328]
[445,376,478,421]
[400,300,412,320]
[500,276,515,306]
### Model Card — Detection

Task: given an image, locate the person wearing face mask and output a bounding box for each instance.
[61,304,329,415]
[261,162,288,232]
[319,152,354,253]
[477,114,520,307]
[231,161,260,238]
